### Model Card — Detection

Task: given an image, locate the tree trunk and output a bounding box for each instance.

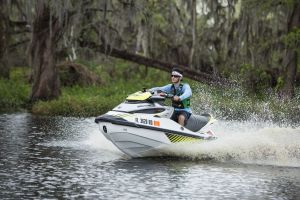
[188,0,196,68]
[80,40,231,85]
[281,50,298,98]
[0,1,10,79]
[29,2,61,101]
[280,2,300,98]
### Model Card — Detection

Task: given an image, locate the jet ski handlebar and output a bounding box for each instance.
[148,91,174,102]
[159,93,174,98]
[147,89,173,97]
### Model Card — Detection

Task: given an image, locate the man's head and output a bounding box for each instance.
[171,68,183,84]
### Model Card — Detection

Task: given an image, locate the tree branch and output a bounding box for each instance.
[9,20,28,27]
[79,40,231,85]
[9,39,30,51]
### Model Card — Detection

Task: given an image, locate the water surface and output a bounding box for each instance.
[0,113,299,199]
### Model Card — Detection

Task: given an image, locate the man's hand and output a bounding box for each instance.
[158,92,166,97]
[173,95,180,101]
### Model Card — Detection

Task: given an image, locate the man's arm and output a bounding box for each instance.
[149,84,172,93]
[179,84,192,100]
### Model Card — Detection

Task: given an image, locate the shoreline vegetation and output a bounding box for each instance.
[0,60,299,125]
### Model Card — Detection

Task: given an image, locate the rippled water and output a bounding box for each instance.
[0,113,299,199]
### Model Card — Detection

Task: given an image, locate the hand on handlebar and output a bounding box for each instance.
[173,95,180,102]
[158,92,166,97]
[158,92,174,98]
[148,90,174,99]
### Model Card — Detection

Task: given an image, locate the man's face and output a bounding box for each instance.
[171,74,181,84]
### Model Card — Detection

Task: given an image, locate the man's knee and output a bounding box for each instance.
[178,114,186,125]
[178,115,185,121]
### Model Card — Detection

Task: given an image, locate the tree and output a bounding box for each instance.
[28,0,82,101]
[79,40,228,85]
[188,0,197,68]
[0,0,11,79]
[280,1,300,98]
[29,1,61,101]
[3,0,298,99]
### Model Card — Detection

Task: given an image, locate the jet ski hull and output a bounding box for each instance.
[95,112,212,158]
[98,122,172,157]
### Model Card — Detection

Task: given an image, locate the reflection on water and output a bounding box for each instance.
[0,113,299,199]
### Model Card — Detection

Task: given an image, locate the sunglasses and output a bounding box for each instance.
[171,75,180,78]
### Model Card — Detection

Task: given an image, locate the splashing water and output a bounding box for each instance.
[153,83,299,166]
[162,120,300,167]
[83,117,300,167]
[192,83,300,125]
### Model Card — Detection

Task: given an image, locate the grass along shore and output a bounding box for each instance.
[0,62,299,125]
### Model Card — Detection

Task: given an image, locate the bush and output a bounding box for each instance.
[2,63,300,125]
[31,60,170,117]
[0,67,30,112]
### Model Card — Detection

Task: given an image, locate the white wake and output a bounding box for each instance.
[163,120,300,167]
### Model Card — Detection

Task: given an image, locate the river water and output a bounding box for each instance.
[0,113,299,199]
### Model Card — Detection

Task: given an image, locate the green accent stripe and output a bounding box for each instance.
[166,133,202,143]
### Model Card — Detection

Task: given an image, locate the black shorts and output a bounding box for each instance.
[171,110,191,125]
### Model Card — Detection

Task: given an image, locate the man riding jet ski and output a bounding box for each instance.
[95,68,217,158]
[149,68,192,127]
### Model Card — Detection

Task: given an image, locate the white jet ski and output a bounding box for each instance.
[95,90,217,158]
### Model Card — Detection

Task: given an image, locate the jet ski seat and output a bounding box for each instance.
[185,114,211,132]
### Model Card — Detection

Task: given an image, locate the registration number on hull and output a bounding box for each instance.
[135,118,160,127]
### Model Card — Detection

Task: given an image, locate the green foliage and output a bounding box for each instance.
[192,82,300,124]
[2,63,300,124]
[0,68,30,112]
[152,13,167,29]
[31,60,170,117]
[239,64,272,95]
[31,87,120,117]
[283,28,300,50]
[244,0,295,10]
[275,76,284,91]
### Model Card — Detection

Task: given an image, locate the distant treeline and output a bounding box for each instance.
[0,0,299,101]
